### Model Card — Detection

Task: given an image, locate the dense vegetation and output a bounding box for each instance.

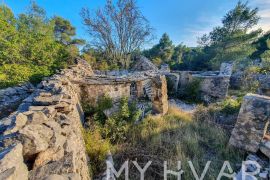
[0,2,84,88]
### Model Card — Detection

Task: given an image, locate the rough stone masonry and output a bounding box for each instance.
[0,60,93,180]
[229,94,270,154]
[0,58,169,179]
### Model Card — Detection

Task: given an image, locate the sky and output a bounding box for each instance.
[3,0,270,48]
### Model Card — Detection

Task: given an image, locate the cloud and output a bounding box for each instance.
[182,15,221,47]
[184,1,270,46]
[251,0,270,32]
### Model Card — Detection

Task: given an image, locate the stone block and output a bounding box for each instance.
[229,94,270,152]
[0,144,28,180]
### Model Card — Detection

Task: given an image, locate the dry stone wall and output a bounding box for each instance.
[167,63,232,103]
[0,83,34,119]
[0,60,92,180]
[78,73,169,115]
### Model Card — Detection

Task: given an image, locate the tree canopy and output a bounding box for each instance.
[0,2,83,88]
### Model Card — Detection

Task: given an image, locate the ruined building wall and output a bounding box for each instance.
[77,74,169,115]
[0,60,92,180]
[80,83,131,104]
[151,75,168,115]
[229,93,270,158]
[167,63,232,102]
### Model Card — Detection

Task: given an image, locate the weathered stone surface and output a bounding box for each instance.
[196,75,230,103]
[165,73,180,95]
[230,71,244,89]
[80,83,131,105]
[229,94,270,152]
[168,63,231,102]
[26,111,49,124]
[0,59,91,180]
[0,83,34,119]
[131,56,159,71]
[19,124,54,157]
[219,62,233,76]
[258,76,270,96]
[260,140,270,158]
[0,143,28,180]
[3,113,28,135]
[152,75,168,115]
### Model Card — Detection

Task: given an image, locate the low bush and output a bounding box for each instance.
[220,97,241,114]
[179,78,203,103]
[83,128,111,176]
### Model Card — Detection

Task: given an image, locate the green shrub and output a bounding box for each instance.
[180,78,202,103]
[0,64,51,88]
[82,95,113,125]
[83,128,111,176]
[102,118,129,144]
[220,97,241,114]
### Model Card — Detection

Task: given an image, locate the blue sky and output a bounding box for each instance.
[3,0,270,47]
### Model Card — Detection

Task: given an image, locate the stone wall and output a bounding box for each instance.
[229,94,270,153]
[167,63,232,103]
[80,83,131,104]
[192,75,230,103]
[0,60,92,180]
[77,73,169,115]
[0,83,34,119]
[131,56,159,72]
[151,75,168,115]
[230,72,270,96]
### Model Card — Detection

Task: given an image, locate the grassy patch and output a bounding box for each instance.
[84,105,245,179]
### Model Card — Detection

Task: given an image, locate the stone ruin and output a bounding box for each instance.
[0,60,93,180]
[165,62,233,103]
[228,63,270,160]
[0,57,169,179]
[229,93,270,159]
[0,55,268,179]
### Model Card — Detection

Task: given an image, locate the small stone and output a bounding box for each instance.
[4,113,28,135]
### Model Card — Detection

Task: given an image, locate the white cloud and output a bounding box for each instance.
[184,1,270,46]
[251,0,270,32]
[182,14,221,46]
